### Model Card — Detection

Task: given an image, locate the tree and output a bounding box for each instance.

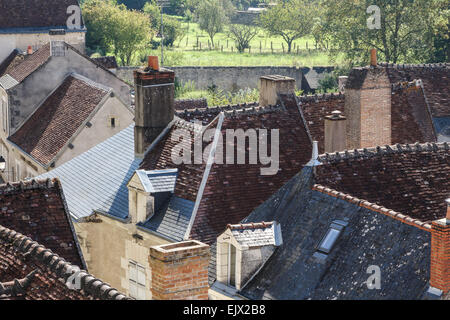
[197,0,230,48]
[322,0,448,64]
[259,0,315,53]
[82,0,152,66]
[228,24,258,53]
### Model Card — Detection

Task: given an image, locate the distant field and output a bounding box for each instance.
[125,21,336,67]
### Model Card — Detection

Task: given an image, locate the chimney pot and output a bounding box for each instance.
[148,56,159,71]
[27,46,33,55]
[370,49,377,67]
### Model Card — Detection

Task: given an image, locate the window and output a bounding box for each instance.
[128,261,146,300]
[228,243,237,288]
[316,220,348,255]
[108,116,119,128]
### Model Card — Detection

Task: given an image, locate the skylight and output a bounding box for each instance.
[317,220,348,254]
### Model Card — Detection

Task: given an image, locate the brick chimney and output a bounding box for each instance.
[430,199,450,295]
[27,46,33,55]
[325,110,347,153]
[259,75,296,107]
[149,240,210,300]
[134,56,175,158]
[344,50,391,149]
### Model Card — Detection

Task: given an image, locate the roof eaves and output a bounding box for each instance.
[312,184,432,231]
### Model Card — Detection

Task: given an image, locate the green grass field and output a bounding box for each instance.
[129,21,335,67]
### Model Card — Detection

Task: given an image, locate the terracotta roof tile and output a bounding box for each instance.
[9,75,109,166]
[315,142,450,223]
[0,224,130,300]
[0,178,84,268]
[0,49,25,78]
[5,43,51,83]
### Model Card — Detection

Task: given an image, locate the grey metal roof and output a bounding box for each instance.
[139,196,194,241]
[229,222,282,248]
[0,74,19,89]
[234,167,431,300]
[37,124,141,220]
[434,117,450,142]
[135,169,178,193]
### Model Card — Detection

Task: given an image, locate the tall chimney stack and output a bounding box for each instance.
[259,75,296,107]
[429,199,450,295]
[134,56,175,158]
[325,110,347,153]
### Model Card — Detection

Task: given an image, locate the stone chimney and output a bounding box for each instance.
[259,75,296,107]
[325,110,347,153]
[429,199,450,295]
[134,56,175,158]
[344,50,391,149]
[149,240,210,300]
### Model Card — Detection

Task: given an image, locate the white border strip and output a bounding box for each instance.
[183,112,225,240]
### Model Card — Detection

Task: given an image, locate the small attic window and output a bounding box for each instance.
[108,116,118,128]
[317,220,348,254]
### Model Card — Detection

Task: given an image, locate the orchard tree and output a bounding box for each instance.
[228,24,258,53]
[322,0,449,64]
[197,0,230,48]
[259,0,315,53]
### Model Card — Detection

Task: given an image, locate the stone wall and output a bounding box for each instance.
[117,66,334,93]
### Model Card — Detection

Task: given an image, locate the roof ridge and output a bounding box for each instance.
[312,184,432,231]
[296,91,345,103]
[0,178,60,195]
[318,142,449,164]
[175,101,259,115]
[0,224,131,300]
[68,73,112,93]
[228,221,274,230]
[378,62,450,70]
[391,79,422,91]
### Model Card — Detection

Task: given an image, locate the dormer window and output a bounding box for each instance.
[127,169,178,224]
[216,221,282,291]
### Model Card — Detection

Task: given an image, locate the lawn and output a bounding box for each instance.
[127,21,336,67]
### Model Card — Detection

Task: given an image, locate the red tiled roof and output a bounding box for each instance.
[5,43,51,83]
[139,119,211,202]
[0,224,129,300]
[391,81,436,144]
[315,142,450,224]
[0,178,84,268]
[9,75,109,166]
[0,50,25,78]
[0,0,84,30]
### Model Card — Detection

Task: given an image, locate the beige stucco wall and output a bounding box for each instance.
[75,214,171,300]
[0,32,85,62]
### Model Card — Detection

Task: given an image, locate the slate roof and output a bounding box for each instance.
[37,125,141,221]
[1,43,51,84]
[315,142,450,224]
[0,178,85,268]
[0,0,85,31]
[434,117,450,142]
[0,224,130,300]
[139,196,195,242]
[228,222,282,247]
[136,169,178,193]
[9,74,110,166]
[239,167,431,300]
[92,56,119,69]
